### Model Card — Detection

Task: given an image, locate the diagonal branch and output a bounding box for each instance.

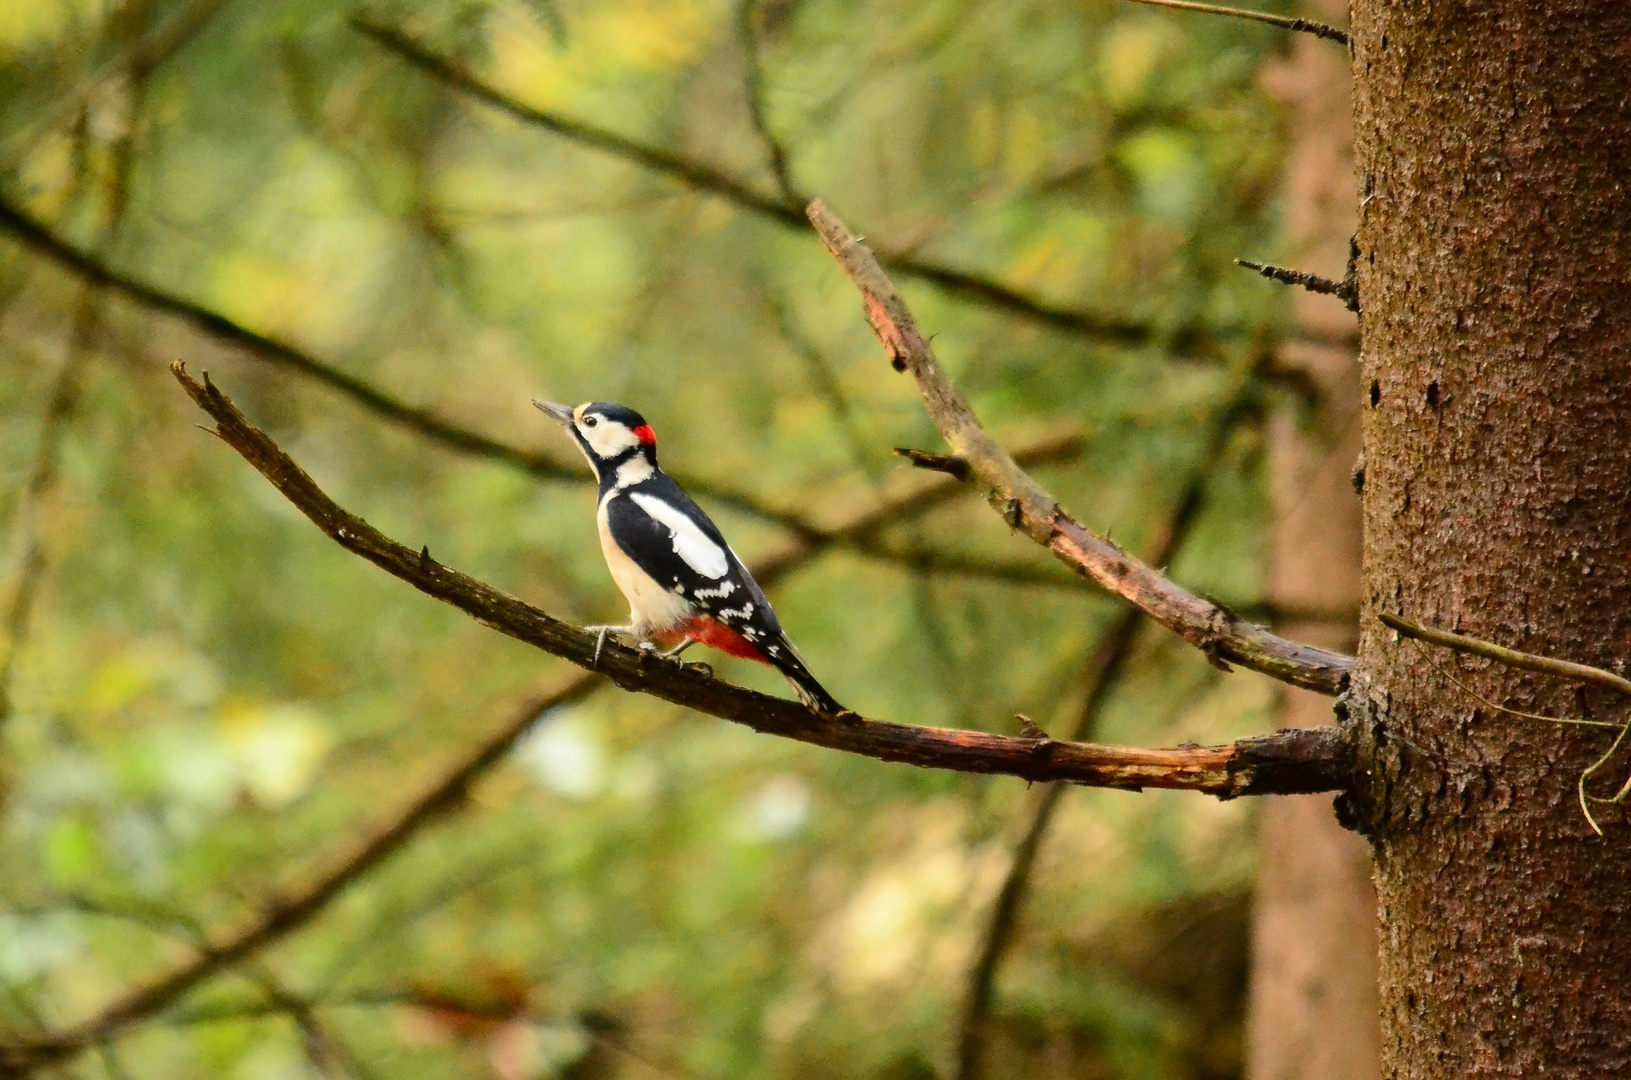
[807,200,1354,695]
[350,17,1179,350]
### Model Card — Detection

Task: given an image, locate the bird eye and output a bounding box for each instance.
[583,416,598,428]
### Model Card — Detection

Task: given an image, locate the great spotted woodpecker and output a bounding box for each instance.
[535,400,845,714]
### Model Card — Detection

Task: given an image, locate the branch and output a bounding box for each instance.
[352,17,1189,350]
[956,387,1252,1080]
[1236,258,1359,313]
[0,195,1090,586]
[807,200,1354,695]
[736,0,796,205]
[1120,0,1349,46]
[0,362,1346,1073]
[1379,612,1631,698]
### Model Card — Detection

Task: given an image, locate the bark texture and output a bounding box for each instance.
[1248,2,1380,1073]
[1350,2,1631,1075]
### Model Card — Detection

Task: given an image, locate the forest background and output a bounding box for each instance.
[0,1,1364,1077]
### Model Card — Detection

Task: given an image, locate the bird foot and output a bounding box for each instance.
[583,624,636,668]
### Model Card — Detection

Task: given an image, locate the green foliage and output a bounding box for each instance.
[0,0,1303,1075]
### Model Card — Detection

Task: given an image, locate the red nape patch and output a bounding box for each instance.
[654,616,766,662]
[633,423,657,445]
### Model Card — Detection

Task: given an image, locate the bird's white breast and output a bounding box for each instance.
[597,496,692,632]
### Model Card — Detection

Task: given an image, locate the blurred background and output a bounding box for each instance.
[0,1,1370,1077]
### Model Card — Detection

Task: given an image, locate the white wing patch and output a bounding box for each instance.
[629,493,731,579]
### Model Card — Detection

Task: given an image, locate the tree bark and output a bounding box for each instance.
[1247,4,1380,1078]
[1349,2,1631,1075]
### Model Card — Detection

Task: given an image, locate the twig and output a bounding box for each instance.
[737,0,797,205]
[1236,258,1359,313]
[893,447,970,480]
[808,200,1354,695]
[955,387,1255,1080]
[351,17,1187,350]
[1120,0,1350,46]
[1380,612,1631,835]
[1405,638,1620,729]
[1379,613,1631,698]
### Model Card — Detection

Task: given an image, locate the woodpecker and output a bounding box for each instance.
[535,400,845,714]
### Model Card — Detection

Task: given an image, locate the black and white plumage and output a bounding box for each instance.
[535,399,844,714]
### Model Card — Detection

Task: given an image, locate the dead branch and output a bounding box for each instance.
[1236,258,1360,313]
[0,354,1347,1074]
[807,200,1354,695]
[1120,0,1350,46]
[0,413,1084,1074]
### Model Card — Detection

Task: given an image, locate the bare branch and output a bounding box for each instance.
[1236,258,1359,313]
[351,17,1198,350]
[737,0,797,204]
[1380,612,1631,698]
[808,200,1354,695]
[893,447,971,480]
[1120,0,1350,46]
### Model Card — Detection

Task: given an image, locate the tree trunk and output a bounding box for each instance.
[1349,2,1631,1075]
[1248,2,1379,1073]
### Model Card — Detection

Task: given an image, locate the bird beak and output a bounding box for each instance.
[533,400,575,426]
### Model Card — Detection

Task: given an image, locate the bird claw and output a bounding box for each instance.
[583,625,634,668]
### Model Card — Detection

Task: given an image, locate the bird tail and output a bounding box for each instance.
[766,634,845,714]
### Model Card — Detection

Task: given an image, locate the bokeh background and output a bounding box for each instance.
[0,1,1345,1077]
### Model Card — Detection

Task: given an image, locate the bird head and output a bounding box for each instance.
[534,400,658,480]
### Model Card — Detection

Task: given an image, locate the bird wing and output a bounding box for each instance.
[608,475,844,712]
[607,477,785,643]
